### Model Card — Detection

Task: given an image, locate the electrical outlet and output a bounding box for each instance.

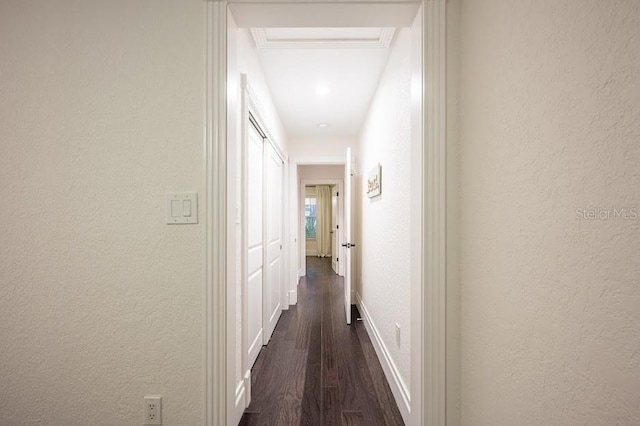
[395,323,401,348]
[144,396,162,425]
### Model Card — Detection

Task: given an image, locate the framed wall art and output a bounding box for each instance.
[367,163,382,198]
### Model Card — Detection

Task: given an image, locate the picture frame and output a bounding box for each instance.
[367,163,382,198]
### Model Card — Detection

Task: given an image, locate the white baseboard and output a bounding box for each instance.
[248,329,263,370]
[289,289,297,305]
[299,267,305,277]
[235,379,246,408]
[230,374,247,425]
[305,249,318,256]
[243,369,251,408]
[355,292,411,423]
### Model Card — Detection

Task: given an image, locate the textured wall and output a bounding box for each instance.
[289,137,355,159]
[0,1,205,424]
[357,27,412,397]
[459,0,640,425]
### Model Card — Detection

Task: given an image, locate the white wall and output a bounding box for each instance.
[289,137,355,160]
[459,1,640,425]
[298,165,345,180]
[356,27,413,421]
[0,1,204,424]
[237,28,288,154]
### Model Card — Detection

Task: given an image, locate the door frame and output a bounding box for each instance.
[299,178,345,278]
[205,1,448,425]
[330,185,340,274]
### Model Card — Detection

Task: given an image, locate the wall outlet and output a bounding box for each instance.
[395,323,401,348]
[144,395,162,425]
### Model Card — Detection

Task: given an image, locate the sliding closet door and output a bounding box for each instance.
[246,123,264,368]
[263,141,283,343]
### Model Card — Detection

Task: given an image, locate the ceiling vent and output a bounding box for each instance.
[250,27,396,50]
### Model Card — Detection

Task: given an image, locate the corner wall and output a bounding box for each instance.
[459,1,640,425]
[0,1,205,424]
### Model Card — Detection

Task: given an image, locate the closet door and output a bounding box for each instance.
[246,123,264,368]
[263,141,283,343]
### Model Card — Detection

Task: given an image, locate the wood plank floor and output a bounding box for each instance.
[240,257,405,426]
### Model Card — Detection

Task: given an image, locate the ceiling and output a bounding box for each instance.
[231,1,421,141]
[251,27,395,139]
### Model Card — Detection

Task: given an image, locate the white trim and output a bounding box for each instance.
[248,329,263,369]
[243,370,252,408]
[422,1,447,426]
[288,289,297,305]
[228,2,422,28]
[234,380,246,411]
[250,27,396,49]
[239,73,251,422]
[378,27,396,47]
[290,155,345,165]
[205,2,227,426]
[282,160,291,312]
[356,292,411,423]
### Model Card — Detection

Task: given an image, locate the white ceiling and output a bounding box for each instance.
[233,2,421,141]
[252,27,395,139]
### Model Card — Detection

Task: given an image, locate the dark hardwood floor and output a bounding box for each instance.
[240,257,405,426]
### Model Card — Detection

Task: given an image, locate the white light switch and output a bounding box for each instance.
[171,200,181,217]
[166,193,198,224]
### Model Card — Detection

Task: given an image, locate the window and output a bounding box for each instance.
[305,197,317,239]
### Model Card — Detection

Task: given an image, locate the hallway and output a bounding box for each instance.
[240,257,404,426]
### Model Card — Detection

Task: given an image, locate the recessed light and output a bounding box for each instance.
[315,85,330,96]
[317,123,329,129]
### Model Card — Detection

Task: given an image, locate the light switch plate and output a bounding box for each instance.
[165,193,198,224]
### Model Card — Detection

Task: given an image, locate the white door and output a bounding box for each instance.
[344,148,355,324]
[331,186,338,274]
[247,123,264,368]
[263,141,283,343]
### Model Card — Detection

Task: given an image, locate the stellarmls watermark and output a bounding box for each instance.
[576,207,638,220]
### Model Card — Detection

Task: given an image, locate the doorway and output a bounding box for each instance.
[299,166,345,279]
[303,183,340,274]
[205,2,450,426]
